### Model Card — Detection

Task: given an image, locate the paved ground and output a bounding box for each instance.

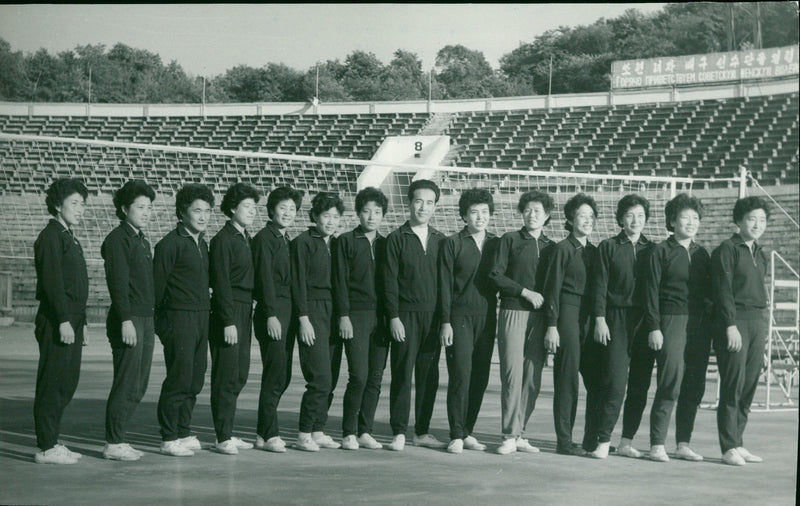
[0,324,797,505]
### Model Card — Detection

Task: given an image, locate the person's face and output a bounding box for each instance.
[621,204,647,237]
[671,208,700,241]
[57,192,85,228]
[271,199,297,230]
[181,198,211,234]
[123,195,152,230]
[231,198,257,229]
[358,201,384,232]
[409,188,437,226]
[571,204,595,238]
[464,203,491,234]
[737,208,767,242]
[314,207,341,238]
[522,201,549,232]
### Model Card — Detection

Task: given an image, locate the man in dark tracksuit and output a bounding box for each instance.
[252,186,301,454]
[154,184,214,457]
[438,223,498,454]
[621,194,710,462]
[102,180,156,462]
[209,183,259,455]
[33,178,89,465]
[712,197,770,466]
[383,179,446,451]
[589,195,654,460]
[331,202,389,450]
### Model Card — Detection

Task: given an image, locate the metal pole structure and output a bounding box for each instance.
[766,250,776,409]
[202,76,206,106]
[729,3,736,51]
[739,166,748,198]
[755,2,763,49]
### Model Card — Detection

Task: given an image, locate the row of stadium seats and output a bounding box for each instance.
[0,93,798,194]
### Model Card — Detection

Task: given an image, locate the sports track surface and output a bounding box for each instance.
[0,324,797,505]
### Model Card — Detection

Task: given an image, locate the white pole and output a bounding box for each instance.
[548,54,553,97]
[739,166,748,198]
[202,76,206,105]
[766,250,775,409]
[315,65,320,101]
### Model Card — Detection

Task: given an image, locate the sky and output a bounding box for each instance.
[0,4,668,77]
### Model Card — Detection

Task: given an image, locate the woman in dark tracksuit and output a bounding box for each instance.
[154,183,214,457]
[252,186,303,454]
[33,178,89,465]
[209,183,259,455]
[101,180,156,462]
[620,193,711,462]
[713,197,771,466]
[543,193,598,456]
[588,195,653,459]
[438,189,499,454]
[291,192,344,452]
[331,187,390,450]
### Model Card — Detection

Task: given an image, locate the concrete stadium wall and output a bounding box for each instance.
[1,78,796,118]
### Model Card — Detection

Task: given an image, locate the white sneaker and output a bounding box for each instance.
[294,434,320,452]
[413,433,447,449]
[215,439,239,455]
[122,443,144,458]
[649,445,669,462]
[516,438,540,453]
[463,435,487,451]
[56,444,82,459]
[675,444,703,462]
[35,445,78,465]
[496,438,517,455]
[103,443,141,461]
[736,447,763,463]
[447,439,464,454]
[257,436,287,453]
[387,434,406,451]
[722,448,746,466]
[357,433,383,450]
[177,436,202,451]
[230,437,253,450]
[590,442,611,459]
[311,432,341,449]
[617,443,642,459]
[341,435,359,450]
[161,440,194,457]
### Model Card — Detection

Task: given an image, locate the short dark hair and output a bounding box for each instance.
[665,193,703,232]
[309,191,345,222]
[733,196,770,223]
[517,190,554,226]
[45,178,88,216]
[266,186,303,220]
[221,183,260,218]
[355,187,388,214]
[175,183,214,220]
[113,180,155,221]
[407,179,440,203]
[615,194,650,228]
[564,193,598,232]
[458,189,494,218]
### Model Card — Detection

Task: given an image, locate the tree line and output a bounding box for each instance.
[1,3,797,104]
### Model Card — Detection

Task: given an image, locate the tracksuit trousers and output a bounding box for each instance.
[156,309,209,442]
[209,300,253,443]
[497,309,546,439]
[329,310,390,437]
[254,298,292,441]
[594,307,641,444]
[33,312,85,451]
[389,310,441,437]
[445,313,495,440]
[715,311,767,453]
[622,313,688,446]
[675,314,712,445]
[298,299,333,433]
[105,314,155,444]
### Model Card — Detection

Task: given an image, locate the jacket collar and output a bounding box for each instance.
[666,234,699,252]
[308,226,330,240]
[567,233,589,249]
[176,222,204,242]
[223,220,249,241]
[50,218,78,243]
[616,230,650,245]
[400,221,441,236]
[519,227,549,243]
[265,221,289,239]
[354,225,383,240]
[731,233,761,252]
[458,226,495,240]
